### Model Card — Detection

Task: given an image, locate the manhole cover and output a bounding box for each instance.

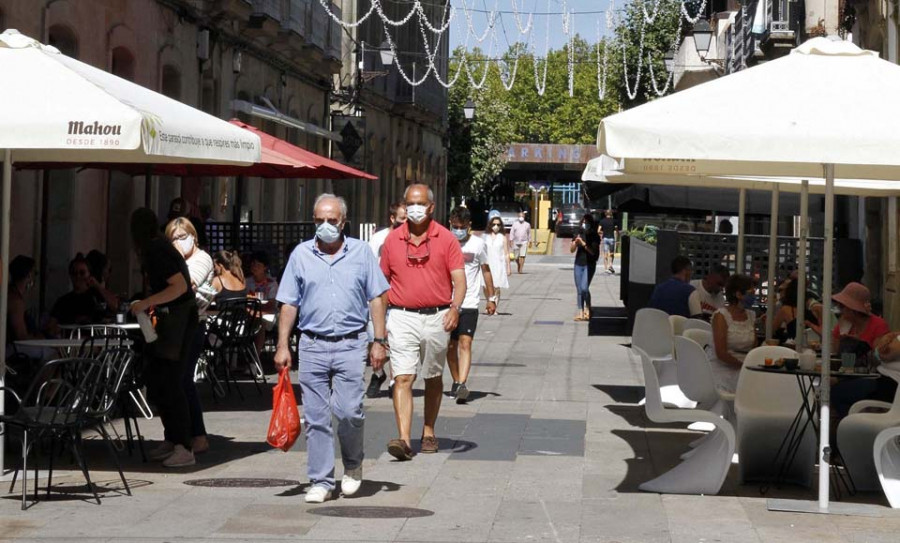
[309,506,434,519]
[533,320,564,325]
[183,478,300,488]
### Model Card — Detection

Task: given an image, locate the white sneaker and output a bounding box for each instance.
[341,467,363,497]
[304,485,332,503]
[162,445,195,468]
[148,441,175,461]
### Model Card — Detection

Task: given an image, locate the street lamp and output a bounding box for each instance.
[692,18,713,56]
[463,99,476,120]
[379,40,394,66]
[664,45,676,73]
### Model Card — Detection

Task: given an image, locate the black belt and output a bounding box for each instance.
[389,305,450,315]
[302,328,366,342]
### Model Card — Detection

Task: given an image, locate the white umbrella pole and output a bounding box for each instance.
[818,164,835,510]
[0,149,11,475]
[796,181,809,348]
[737,188,747,274]
[766,185,780,340]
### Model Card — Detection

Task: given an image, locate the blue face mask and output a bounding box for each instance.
[451,228,468,241]
[316,221,341,244]
[742,293,756,308]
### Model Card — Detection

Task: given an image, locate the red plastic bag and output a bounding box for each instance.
[266,368,301,451]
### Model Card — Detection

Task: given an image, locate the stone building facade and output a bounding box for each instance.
[1,0,447,311]
[332,0,449,226]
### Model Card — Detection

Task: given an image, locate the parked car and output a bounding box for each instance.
[555,204,587,237]
[488,201,527,229]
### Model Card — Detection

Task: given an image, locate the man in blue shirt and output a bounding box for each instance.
[648,255,702,318]
[274,193,389,504]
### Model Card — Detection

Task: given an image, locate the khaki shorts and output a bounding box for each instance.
[387,308,450,379]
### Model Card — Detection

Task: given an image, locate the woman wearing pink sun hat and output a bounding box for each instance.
[822,282,892,419]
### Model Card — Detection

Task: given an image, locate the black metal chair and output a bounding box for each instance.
[204,298,266,400]
[1,357,108,509]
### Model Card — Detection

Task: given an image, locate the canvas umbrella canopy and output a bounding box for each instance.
[0,28,260,473]
[597,36,900,512]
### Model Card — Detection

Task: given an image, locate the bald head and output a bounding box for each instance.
[404,184,434,204]
[313,193,348,222]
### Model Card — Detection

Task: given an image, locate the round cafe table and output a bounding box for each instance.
[747,363,880,497]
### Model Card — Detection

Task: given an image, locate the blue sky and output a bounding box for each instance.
[448,0,619,54]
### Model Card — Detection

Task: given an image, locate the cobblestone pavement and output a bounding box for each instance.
[2,251,900,542]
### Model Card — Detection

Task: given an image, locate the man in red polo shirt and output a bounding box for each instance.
[380,183,466,460]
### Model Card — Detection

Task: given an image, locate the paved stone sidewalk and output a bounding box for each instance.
[2,255,900,542]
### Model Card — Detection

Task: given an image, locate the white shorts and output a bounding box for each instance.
[387,308,450,379]
[514,243,528,259]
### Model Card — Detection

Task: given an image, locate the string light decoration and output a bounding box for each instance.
[325,0,708,101]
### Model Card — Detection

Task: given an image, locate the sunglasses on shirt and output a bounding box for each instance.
[406,239,430,266]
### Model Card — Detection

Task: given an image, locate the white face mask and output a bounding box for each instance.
[518,217,525,223]
[407,204,428,224]
[176,235,194,255]
[316,221,342,244]
[492,224,501,233]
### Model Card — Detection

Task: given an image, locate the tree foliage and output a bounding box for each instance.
[446,1,684,198]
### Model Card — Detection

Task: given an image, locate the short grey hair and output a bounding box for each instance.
[403,184,434,203]
[313,193,348,220]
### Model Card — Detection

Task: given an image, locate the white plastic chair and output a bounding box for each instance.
[636,346,736,495]
[734,346,816,486]
[634,308,675,360]
[874,426,900,508]
[684,318,712,333]
[682,328,712,350]
[837,387,900,491]
[634,308,695,409]
[669,315,687,336]
[676,334,729,434]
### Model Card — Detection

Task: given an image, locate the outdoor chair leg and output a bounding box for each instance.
[243,346,264,395]
[70,435,100,505]
[97,425,131,496]
[46,437,56,499]
[20,430,28,510]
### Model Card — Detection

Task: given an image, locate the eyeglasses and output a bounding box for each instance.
[172,232,191,241]
[406,239,430,266]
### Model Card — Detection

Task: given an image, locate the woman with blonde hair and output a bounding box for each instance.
[165,216,213,453]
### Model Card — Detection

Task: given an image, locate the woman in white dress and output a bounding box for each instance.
[484,215,511,303]
[711,274,758,394]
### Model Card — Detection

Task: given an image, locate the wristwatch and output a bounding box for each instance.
[373,337,389,346]
[488,295,499,303]
[450,304,461,311]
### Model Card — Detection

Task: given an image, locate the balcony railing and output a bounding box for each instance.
[725,5,756,74]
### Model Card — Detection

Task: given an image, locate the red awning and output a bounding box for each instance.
[229,120,376,180]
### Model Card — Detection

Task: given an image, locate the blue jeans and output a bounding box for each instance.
[574,263,597,311]
[298,333,367,490]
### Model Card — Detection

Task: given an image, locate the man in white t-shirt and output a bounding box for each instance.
[366,201,407,399]
[690,264,730,318]
[368,201,407,258]
[447,206,496,404]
